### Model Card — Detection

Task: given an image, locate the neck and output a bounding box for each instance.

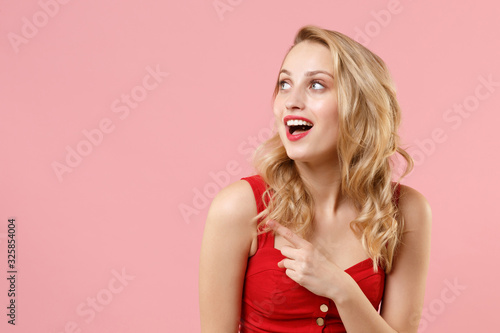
[294,157,345,216]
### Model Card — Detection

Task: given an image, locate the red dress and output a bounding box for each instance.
[239,175,401,333]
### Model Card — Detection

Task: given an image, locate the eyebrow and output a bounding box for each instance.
[279,69,334,79]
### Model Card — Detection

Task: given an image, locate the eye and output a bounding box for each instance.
[279,80,291,90]
[311,81,325,90]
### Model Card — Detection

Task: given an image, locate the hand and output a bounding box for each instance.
[266,219,347,299]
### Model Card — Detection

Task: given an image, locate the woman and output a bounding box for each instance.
[199,25,432,332]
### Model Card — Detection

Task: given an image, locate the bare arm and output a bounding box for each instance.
[199,180,257,333]
[332,185,432,332]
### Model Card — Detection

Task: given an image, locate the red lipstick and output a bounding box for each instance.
[283,115,314,142]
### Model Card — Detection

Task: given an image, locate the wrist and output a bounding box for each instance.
[329,271,356,305]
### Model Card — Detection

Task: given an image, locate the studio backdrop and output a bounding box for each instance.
[1,0,499,332]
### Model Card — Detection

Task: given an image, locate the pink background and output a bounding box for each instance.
[1,1,499,332]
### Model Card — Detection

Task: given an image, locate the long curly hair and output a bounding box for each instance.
[250,25,414,274]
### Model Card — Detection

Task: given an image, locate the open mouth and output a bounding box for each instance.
[286,119,314,135]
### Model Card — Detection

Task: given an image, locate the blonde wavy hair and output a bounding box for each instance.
[251,25,414,274]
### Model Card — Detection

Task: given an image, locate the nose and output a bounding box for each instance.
[284,86,306,111]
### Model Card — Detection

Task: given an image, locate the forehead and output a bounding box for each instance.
[281,41,334,74]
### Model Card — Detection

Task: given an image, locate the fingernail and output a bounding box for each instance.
[266,220,274,227]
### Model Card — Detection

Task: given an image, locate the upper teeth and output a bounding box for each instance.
[286,119,313,126]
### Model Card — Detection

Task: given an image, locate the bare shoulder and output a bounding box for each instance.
[379,184,432,330]
[397,184,433,233]
[199,180,259,331]
[203,179,259,256]
[207,179,257,224]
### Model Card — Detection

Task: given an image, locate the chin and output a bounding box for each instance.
[279,139,308,160]
[284,149,311,162]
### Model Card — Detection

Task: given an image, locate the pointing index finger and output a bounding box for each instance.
[266,219,308,248]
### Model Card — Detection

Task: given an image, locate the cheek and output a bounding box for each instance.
[318,99,339,122]
[273,103,285,127]
[316,102,339,139]
[273,98,283,116]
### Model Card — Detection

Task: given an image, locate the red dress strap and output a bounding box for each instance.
[241,175,275,250]
[241,175,268,215]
